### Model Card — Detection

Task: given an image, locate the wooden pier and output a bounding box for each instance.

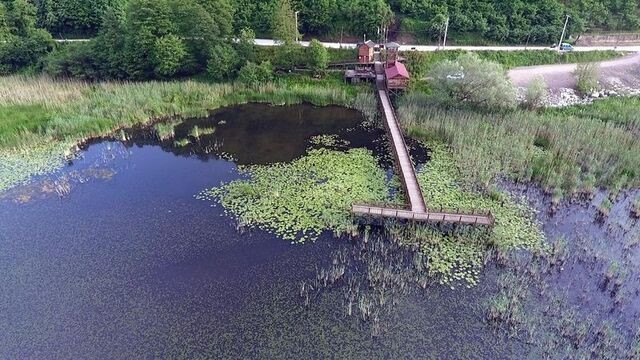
[352,60,494,226]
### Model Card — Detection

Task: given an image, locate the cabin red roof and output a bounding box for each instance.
[385,62,410,79]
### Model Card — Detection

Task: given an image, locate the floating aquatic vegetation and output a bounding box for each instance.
[173,138,191,148]
[309,134,350,148]
[188,125,215,139]
[199,147,390,242]
[0,141,74,193]
[154,123,175,140]
[389,142,545,286]
[632,195,640,218]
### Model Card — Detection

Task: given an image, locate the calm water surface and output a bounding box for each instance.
[0,104,526,358]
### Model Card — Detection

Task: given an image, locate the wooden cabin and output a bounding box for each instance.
[385,42,400,64]
[385,62,410,90]
[357,40,375,63]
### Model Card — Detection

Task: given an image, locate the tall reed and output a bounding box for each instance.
[397,92,640,194]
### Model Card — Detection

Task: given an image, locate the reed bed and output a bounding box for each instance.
[546,96,640,135]
[0,75,91,107]
[397,92,640,195]
[0,75,369,192]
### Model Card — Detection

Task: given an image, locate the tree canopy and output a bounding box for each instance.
[27,0,640,44]
[0,0,53,74]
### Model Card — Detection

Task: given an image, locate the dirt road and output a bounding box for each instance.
[509,52,640,90]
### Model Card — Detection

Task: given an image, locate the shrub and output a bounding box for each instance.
[273,43,304,71]
[42,42,100,80]
[403,51,430,79]
[574,62,599,94]
[207,42,239,81]
[307,39,328,75]
[235,28,256,63]
[0,30,53,74]
[430,52,516,110]
[523,76,548,110]
[237,61,273,86]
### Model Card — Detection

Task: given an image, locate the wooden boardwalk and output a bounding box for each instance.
[351,61,494,226]
[352,205,494,226]
[374,62,426,213]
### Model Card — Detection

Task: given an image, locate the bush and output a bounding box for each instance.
[307,39,328,75]
[575,62,600,94]
[237,61,273,86]
[404,51,430,79]
[0,30,54,74]
[207,42,239,81]
[523,76,548,110]
[235,28,256,63]
[273,43,304,71]
[430,53,516,110]
[42,42,100,80]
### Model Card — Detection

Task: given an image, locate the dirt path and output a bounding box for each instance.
[509,52,640,90]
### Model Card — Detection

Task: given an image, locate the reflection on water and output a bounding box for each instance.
[0,104,519,358]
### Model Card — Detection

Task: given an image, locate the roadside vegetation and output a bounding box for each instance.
[574,62,601,94]
[428,52,516,109]
[403,50,625,78]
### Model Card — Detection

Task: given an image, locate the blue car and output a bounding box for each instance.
[560,43,574,51]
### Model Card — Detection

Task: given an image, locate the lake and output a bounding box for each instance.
[1,103,637,358]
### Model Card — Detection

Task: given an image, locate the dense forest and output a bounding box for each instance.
[30,0,640,42]
[1,0,639,79]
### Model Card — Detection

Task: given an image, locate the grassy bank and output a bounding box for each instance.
[404,50,625,78]
[397,93,640,198]
[0,74,373,192]
[545,96,640,134]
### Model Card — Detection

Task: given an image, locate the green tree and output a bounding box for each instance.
[207,42,239,81]
[0,3,8,40]
[154,34,186,77]
[430,52,516,109]
[5,0,37,36]
[274,43,302,71]
[33,0,126,36]
[307,39,328,74]
[93,6,126,78]
[341,0,393,37]
[272,0,298,44]
[235,28,256,63]
[237,60,273,86]
[0,0,53,74]
[197,0,233,38]
[123,0,174,79]
[299,0,336,35]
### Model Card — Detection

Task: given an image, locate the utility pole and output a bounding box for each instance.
[557,15,570,50]
[443,17,450,48]
[294,11,300,43]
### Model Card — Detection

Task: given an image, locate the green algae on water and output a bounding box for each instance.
[199,147,390,243]
[0,142,74,193]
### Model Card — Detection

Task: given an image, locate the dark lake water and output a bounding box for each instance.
[1,103,637,358]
